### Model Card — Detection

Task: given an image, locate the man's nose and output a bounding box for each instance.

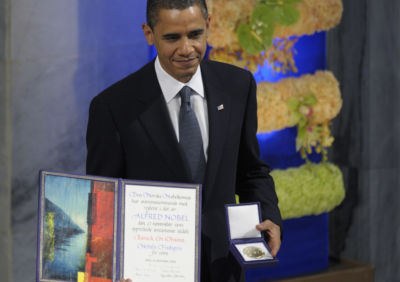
[178,38,194,55]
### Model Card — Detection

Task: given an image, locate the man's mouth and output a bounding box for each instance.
[174,58,197,66]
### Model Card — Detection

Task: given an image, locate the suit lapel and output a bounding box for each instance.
[201,62,231,196]
[134,60,232,188]
[136,62,191,181]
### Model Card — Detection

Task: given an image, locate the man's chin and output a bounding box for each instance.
[177,72,196,83]
[175,66,199,82]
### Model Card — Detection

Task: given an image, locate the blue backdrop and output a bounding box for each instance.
[248,32,330,281]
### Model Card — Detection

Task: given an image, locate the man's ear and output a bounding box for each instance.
[142,23,154,45]
[205,16,211,38]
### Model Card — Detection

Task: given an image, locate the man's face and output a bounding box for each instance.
[143,5,210,83]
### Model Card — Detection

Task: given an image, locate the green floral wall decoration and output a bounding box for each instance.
[287,94,335,161]
[271,162,345,219]
[238,0,301,54]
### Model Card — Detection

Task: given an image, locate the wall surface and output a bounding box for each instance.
[9,1,148,281]
[328,1,400,281]
[0,0,13,280]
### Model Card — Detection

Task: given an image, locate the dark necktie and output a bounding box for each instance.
[178,86,206,184]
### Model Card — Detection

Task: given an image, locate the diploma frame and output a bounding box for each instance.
[119,180,202,282]
[36,171,202,282]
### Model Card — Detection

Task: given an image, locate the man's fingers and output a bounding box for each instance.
[268,235,281,257]
[256,219,281,257]
[256,219,279,233]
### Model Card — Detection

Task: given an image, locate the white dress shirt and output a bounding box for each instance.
[154,57,209,159]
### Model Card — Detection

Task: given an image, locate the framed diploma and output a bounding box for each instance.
[120,180,201,282]
[36,171,202,282]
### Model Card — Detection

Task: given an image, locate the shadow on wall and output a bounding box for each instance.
[74,0,150,168]
[12,1,150,222]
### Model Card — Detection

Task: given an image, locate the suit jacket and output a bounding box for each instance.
[86,59,282,281]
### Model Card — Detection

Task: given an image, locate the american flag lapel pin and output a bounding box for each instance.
[217,104,224,111]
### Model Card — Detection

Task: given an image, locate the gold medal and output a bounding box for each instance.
[243,246,265,259]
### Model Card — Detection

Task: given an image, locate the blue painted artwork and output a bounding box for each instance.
[42,175,91,281]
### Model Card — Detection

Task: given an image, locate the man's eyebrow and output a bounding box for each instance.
[162,33,181,39]
[162,29,205,39]
[188,29,205,35]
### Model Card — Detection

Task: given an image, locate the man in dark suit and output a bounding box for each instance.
[86,0,282,281]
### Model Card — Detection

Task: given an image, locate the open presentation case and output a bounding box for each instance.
[225,202,279,269]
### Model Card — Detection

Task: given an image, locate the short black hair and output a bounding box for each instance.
[146,0,208,29]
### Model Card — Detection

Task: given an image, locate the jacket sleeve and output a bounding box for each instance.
[235,72,282,230]
[86,95,125,178]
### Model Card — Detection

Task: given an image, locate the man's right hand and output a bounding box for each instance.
[118,279,132,282]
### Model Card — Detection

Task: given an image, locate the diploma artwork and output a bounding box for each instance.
[36,171,201,282]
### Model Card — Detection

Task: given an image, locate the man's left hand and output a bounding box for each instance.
[256,220,281,257]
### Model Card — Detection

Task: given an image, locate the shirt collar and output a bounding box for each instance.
[154,56,204,103]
